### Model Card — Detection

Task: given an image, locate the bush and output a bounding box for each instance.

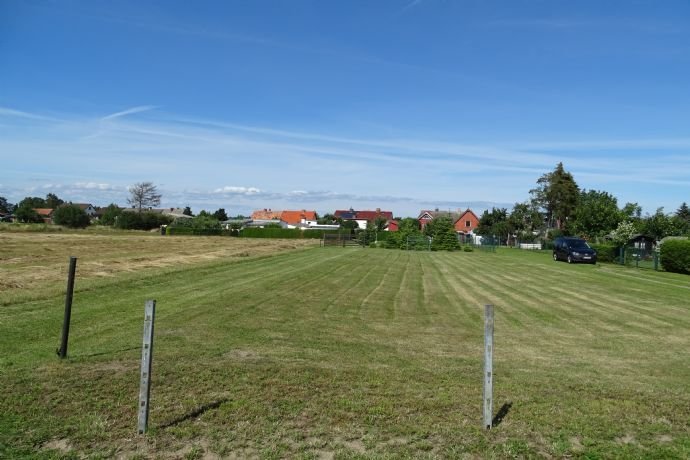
[14,205,44,223]
[52,205,91,228]
[463,246,473,252]
[240,228,339,239]
[660,239,690,274]
[589,243,619,263]
[115,211,172,230]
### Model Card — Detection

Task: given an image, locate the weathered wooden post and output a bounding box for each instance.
[57,256,77,359]
[483,304,494,429]
[138,300,156,434]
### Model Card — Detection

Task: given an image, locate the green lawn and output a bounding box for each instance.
[1,242,689,458]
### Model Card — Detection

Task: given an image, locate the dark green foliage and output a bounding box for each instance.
[530,162,579,230]
[0,196,13,214]
[52,205,90,228]
[463,246,473,252]
[571,189,621,239]
[240,228,338,239]
[98,204,122,226]
[423,216,460,251]
[14,204,43,223]
[660,239,690,274]
[17,196,47,209]
[476,208,511,243]
[167,215,221,235]
[340,220,359,233]
[212,208,228,221]
[183,206,193,216]
[384,217,423,249]
[676,202,690,222]
[509,202,543,240]
[642,208,682,240]
[589,243,618,263]
[318,213,341,225]
[432,229,460,251]
[45,193,64,209]
[115,211,172,230]
[423,215,452,237]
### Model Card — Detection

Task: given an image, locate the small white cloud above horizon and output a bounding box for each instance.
[213,186,262,195]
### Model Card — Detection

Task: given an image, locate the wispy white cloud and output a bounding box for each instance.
[213,186,262,195]
[401,0,425,13]
[101,105,157,121]
[2,107,689,215]
[0,106,57,122]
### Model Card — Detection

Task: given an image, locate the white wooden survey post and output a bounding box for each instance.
[483,304,494,429]
[138,300,156,434]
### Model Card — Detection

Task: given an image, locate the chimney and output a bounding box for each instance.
[376,208,381,213]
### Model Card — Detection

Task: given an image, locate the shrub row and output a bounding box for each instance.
[115,211,172,230]
[589,243,619,263]
[660,239,690,274]
[166,226,222,236]
[239,228,340,239]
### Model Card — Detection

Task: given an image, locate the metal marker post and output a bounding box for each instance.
[138,300,156,434]
[483,304,494,429]
[58,256,77,359]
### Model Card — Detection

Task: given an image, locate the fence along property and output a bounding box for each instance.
[321,233,359,247]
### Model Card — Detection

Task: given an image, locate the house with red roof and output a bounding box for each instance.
[280,210,318,229]
[334,208,397,231]
[34,208,54,224]
[251,208,282,220]
[418,208,480,239]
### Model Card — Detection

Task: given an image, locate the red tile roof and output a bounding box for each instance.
[251,209,282,220]
[34,208,54,217]
[280,210,317,225]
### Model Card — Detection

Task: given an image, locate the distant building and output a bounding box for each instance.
[280,210,318,229]
[34,208,54,224]
[251,209,282,220]
[417,208,480,239]
[334,208,395,230]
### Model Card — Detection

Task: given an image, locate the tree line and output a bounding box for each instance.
[475,162,690,244]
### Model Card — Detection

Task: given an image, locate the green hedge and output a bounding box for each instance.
[115,211,172,230]
[239,228,340,239]
[589,243,618,263]
[660,239,690,274]
[166,226,222,236]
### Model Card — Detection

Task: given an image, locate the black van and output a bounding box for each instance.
[553,237,597,264]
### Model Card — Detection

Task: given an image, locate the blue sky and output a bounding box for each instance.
[1,0,689,217]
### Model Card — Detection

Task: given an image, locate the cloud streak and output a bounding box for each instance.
[1,106,689,215]
[101,105,157,121]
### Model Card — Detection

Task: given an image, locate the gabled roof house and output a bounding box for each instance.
[418,208,480,234]
[334,208,395,230]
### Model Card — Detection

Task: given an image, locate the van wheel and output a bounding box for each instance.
[553,253,558,261]
[567,255,573,264]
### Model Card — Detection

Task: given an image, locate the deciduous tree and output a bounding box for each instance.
[53,204,90,228]
[0,196,13,214]
[127,182,162,212]
[212,208,228,221]
[45,193,64,209]
[14,203,43,223]
[530,162,579,230]
[571,190,621,239]
[99,204,122,226]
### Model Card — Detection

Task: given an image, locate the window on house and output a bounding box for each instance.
[465,220,471,227]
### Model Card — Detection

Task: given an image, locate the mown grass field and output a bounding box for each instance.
[1,233,689,459]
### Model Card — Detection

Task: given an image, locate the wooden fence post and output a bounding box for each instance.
[57,256,77,359]
[138,300,156,434]
[483,304,494,429]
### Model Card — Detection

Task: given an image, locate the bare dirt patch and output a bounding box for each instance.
[42,438,72,453]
